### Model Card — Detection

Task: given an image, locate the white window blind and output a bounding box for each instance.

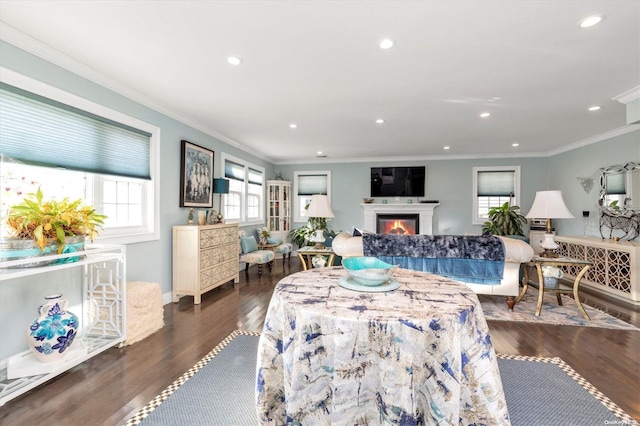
[0,82,151,180]
[472,166,520,225]
[225,160,245,181]
[477,171,515,196]
[297,174,328,195]
[605,173,625,195]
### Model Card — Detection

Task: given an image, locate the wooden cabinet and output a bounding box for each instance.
[172,223,239,304]
[266,180,291,242]
[555,235,639,305]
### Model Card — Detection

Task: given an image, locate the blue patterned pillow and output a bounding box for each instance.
[267,237,283,244]
[240,236,259,253]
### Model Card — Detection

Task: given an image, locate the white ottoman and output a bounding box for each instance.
[123,281,164,346]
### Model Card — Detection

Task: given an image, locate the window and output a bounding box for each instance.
[472,166,520,225]
[293,171,332,222]
[0,67,160,244]
[221,153,264,225]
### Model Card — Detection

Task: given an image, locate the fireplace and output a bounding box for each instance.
[377,214,419,235]
[361,202,439,235]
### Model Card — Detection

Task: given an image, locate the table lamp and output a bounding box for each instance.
[304,194,335,248]
[525,190,574,257]
[213,178,229,220]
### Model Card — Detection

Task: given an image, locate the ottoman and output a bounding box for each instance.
[123,281,164,346]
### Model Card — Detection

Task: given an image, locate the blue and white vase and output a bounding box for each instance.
[26,294,79,363]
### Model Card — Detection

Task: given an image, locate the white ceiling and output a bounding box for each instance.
[0,1,639,164]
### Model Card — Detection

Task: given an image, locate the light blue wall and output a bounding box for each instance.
[278,158,549,235]
[1,40,638,358]
[547,130,640,236]
[0,41,274,358]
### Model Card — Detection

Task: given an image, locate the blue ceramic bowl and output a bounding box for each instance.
[342,257,397,286]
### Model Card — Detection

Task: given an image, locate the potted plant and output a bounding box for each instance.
[481,201,527,236]
[290,223,315,248]
[3,188,106,262]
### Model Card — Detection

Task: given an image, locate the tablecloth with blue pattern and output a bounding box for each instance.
[256,267,510,425]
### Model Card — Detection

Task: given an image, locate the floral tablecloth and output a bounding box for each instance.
[256,267,510,425]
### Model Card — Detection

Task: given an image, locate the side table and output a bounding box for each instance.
[516,255,592,319]
[258,243,278,252]
[297,246,335,271]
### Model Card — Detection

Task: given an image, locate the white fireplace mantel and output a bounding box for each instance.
[361,203,440,235]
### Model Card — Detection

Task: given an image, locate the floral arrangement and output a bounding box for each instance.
[541,265,563,279]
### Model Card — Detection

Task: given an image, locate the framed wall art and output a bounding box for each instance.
[180,140,214,208]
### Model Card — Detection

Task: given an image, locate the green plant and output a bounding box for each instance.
[289,201,331,247]
[290,223,315,247]
[258,227,270,244]
[289,220,338,248]
[481,202,527,236]
[5,188,106,252]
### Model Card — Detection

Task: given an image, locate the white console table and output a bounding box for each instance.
[0,244,126,406]
[555,236,639,305]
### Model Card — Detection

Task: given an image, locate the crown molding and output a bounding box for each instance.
[613,86,640,104]
[274,151,547,165]
[0,22,250,153]
[546,124,640,157]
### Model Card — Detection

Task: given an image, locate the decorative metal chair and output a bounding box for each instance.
[239,231,274,277]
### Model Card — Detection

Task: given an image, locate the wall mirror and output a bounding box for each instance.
[598,161,639,240]
[599,161,640,210]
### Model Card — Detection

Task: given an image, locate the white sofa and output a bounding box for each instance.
[332,232,534,309]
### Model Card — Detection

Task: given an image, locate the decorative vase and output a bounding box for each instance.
[26,294,79,363]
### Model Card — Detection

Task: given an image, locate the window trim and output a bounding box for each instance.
[220,152,265,226]
[472,166,520,225]
[0,67,160,244]
[293,170,332,223]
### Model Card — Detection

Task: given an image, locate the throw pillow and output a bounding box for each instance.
[240,236,259,253]
[267,237,283,245]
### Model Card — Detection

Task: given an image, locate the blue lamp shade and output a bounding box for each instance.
[213,178,230,194]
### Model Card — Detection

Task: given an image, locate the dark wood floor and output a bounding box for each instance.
[2,259,639,425]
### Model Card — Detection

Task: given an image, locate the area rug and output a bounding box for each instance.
[479,289,639,331]
[124,330,635,426]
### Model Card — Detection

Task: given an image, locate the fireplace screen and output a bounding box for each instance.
[376,214,419,235]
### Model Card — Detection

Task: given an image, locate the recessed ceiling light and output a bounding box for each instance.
[588,106,601,111]
[579,15,603,28]
[480,112,491,118]
[512,143,520,147]
[376,119,385,124]
[289,123,297,129]
[443,146,450,150]
[379,39,394,49]
[227,56,242,65]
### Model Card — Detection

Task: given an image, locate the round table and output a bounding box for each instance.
[256,267,509,425]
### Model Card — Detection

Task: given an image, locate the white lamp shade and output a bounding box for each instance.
[305,194,335,218]
[525,190,574,219]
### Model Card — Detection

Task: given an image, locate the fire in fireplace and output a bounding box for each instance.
[376,214,419,235]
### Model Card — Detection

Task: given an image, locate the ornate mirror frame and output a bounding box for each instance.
[598,161,639,240]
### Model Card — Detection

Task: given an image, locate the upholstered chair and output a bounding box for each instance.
[239,231,275,277]
[255,227,293,264]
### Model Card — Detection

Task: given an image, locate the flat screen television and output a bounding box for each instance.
[371,166,426,197]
